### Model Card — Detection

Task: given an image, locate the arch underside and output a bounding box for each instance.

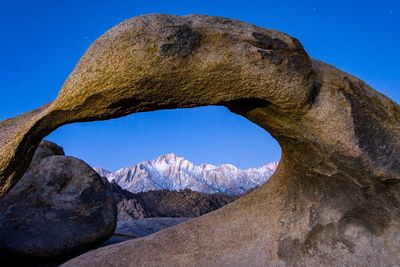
[0,14,399,266]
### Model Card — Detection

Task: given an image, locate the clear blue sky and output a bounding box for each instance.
[0,1,399,171]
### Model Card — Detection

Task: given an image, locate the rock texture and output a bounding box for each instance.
[111,182,147,220]
[111,182,237,220]
[0,141,116,260]
[131,188,238,218]
[95,153,277,195]
[0,14,398,266]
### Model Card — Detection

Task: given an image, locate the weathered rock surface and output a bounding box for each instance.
[0,141,117,260]
[30,140,65,168]
[0,14,313,197]
[110,182,147,220]
[0,14,399,266]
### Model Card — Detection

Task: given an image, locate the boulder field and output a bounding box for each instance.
[0,14,399,266]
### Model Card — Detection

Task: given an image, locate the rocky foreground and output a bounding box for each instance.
[0,141,238,265]
[0,141,116,265]
[0,14,399,267]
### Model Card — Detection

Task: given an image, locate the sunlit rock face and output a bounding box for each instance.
[0,14,398,266]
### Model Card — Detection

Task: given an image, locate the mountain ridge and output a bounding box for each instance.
[94,153,278,196]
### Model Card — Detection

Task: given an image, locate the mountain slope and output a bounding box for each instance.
[111,181,238,220]
[95,153,278,196]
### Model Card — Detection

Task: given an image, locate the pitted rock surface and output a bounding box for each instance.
[0,14,398,266]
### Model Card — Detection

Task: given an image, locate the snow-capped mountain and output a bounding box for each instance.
[94,153,278,196]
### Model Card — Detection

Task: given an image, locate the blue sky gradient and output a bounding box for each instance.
[0,1,398,170]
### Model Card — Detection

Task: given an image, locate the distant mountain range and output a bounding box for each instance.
[94,153,278,196]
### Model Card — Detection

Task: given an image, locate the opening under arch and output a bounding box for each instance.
[47,106,280,171]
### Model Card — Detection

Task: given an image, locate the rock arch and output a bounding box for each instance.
[0,14,399,266]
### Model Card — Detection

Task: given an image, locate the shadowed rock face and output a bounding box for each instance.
[0,141,116,260]
[111,183,238,220]
[0,14,398,266]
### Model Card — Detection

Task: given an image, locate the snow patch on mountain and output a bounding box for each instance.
[94,153,278,195]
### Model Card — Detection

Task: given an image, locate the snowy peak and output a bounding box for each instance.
[264,162,279,170]
[95,154,278,196]
[162,152,179,161]
[93,167,112,180]
[153,153,193,170]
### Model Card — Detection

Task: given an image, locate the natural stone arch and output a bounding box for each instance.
[0,14,399,266]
